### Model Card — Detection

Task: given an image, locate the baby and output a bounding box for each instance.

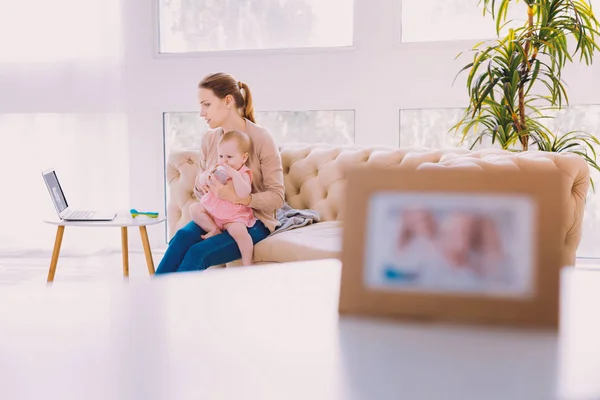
[189,130,256,265]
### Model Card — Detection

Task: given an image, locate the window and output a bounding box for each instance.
[255,110,355,145]
[399,108,494,149]
[400,0,527,43]
[401,0,600,43]
[158,0,354,53]
[164,109,355,150]
[400,105,600,258]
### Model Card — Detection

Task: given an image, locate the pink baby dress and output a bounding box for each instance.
[201,165,256,230]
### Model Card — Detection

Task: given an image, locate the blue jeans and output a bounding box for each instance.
[155,220,270,274]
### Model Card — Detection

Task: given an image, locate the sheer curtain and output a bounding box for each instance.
[0,0,128,256]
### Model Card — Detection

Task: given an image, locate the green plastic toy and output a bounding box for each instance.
[130,208,159,218]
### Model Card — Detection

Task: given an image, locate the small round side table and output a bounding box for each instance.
[43,214,166,283]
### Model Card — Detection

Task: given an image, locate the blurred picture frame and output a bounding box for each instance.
[338,167,565,329]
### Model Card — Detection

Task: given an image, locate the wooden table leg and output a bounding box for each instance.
[139,226,155,275]
[47,225,65,283]
[121,227,129,278]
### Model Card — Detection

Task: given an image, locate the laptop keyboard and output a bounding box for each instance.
[66,210,96,219]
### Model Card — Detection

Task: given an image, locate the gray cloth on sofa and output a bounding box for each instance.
[271,203,320,236]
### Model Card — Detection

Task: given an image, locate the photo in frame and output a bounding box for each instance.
[364,192,535,297]
[338,167,565,329]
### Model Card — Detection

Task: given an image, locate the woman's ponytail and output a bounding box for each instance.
[238,81,255,123]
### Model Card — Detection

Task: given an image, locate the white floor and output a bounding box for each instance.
[0,252,598,286]
[0,250,166,286]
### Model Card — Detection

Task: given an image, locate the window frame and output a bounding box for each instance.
[152,0,357,58]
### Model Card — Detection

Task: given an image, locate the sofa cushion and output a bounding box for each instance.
[253,221,342,263]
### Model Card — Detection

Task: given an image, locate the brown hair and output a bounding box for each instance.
[198,72,255,123]
[219,130,251,155]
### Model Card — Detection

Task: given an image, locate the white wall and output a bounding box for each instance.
[111,0,600,248]
[0,1,598,255]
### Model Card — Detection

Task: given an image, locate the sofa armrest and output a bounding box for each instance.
[166,150,200,240]
[417,150,590,266]
[548,152,590,266]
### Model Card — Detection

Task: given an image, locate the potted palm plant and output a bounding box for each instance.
[452,0,600,179]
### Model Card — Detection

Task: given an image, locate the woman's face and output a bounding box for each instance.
[198,88,231,129]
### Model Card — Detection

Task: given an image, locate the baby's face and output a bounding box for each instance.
[218,140,247,170]
[410,210,434,236]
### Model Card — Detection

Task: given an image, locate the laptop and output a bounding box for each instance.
[42,169,117,221]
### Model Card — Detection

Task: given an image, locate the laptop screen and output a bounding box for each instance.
[42,170,68,214]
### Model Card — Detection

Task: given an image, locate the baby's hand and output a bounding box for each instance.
[220,163,238,176]
[195,173,210,196]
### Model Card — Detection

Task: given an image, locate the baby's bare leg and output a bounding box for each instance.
[189,203,221,239]
[225,222,254,266]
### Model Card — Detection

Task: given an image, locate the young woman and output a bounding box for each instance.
[155,72,284,274]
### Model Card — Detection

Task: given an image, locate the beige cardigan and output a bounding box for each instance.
[198,119,285,232]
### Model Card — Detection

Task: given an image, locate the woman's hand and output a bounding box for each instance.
[207,174,234,201]
[208,175,251,205]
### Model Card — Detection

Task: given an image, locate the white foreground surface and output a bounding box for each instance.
[0,259,598,400]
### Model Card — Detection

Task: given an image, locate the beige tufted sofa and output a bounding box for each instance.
[166,144,590,268]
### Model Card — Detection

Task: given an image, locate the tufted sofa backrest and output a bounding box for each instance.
[166,143,590,265]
